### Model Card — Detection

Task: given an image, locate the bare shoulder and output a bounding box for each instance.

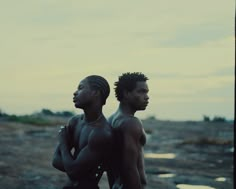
[66,114,83,132]
[67,114,82,125]
[120,116,143,135]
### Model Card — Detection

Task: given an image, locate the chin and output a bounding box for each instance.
[74,103,80,108]
[74,104,78,108]
[141,106,148,110]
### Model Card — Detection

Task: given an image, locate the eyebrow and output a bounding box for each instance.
[138,88,149,92]
[78,84,83,89]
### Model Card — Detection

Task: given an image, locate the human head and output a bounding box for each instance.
[85,75,110,105]
[114,72,149,111]
[114,72,149,101]
[73,75,110,109]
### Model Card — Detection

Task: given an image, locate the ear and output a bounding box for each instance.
[92,90,100,97]
[123,90,130,99]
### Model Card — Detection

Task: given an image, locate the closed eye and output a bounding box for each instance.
[78,85,84,90]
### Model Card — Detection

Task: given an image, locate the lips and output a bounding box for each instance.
[144,101,149,106]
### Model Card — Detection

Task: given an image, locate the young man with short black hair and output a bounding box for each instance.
[107,72,149,189]
[52,75,113,189]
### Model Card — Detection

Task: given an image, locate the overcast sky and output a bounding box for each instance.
[0,0,234,120]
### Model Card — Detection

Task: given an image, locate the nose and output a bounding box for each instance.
[73,91,77,96]
[145,94,149,100]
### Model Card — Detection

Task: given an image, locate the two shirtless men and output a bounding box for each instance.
[52,72,149,189]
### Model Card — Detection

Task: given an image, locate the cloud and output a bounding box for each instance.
[157,28,233,48]
[0,0,234,120]
[149,66,234,79]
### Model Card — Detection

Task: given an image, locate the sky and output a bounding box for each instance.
[0,0,235,120]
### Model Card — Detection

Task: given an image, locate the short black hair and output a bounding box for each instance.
[86,75,110,105]
[114,72,148,101]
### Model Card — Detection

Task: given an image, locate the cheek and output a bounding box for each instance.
[77,92,87,101]
[133,95,142,103]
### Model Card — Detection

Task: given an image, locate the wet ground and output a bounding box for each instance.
[0,118,234,189]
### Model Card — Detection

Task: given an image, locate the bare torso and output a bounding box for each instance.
[55,114,113,189]
[107,112,146,189]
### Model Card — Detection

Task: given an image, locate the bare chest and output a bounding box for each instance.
[73,125,96,150]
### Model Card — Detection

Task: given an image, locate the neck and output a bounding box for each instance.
[118,102,136,116]
[83,106,103,122]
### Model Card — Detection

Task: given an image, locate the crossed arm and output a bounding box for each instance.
[52,117,76,173]
[60,139,105,179]
[52,143,68,172]
[52,126,112,180]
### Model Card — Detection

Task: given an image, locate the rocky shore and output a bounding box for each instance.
[0,118,233,189]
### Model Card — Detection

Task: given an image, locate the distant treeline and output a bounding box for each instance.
[39,109,75,117]
[0,108,231,125]
[203,115,227,122]
[0,108,75,126]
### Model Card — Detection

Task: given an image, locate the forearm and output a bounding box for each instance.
[138,149,147,185]
[60,144,76,175]
[52,146,80,184]
[52,144,66,172]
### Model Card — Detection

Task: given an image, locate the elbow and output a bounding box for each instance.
[64,162,86,178]
[52,156,58,168]
[52,158,58,169]
[52,156,65,172]
[141,179,147,186]
[141,180,147,189]
[140,172,147,185]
